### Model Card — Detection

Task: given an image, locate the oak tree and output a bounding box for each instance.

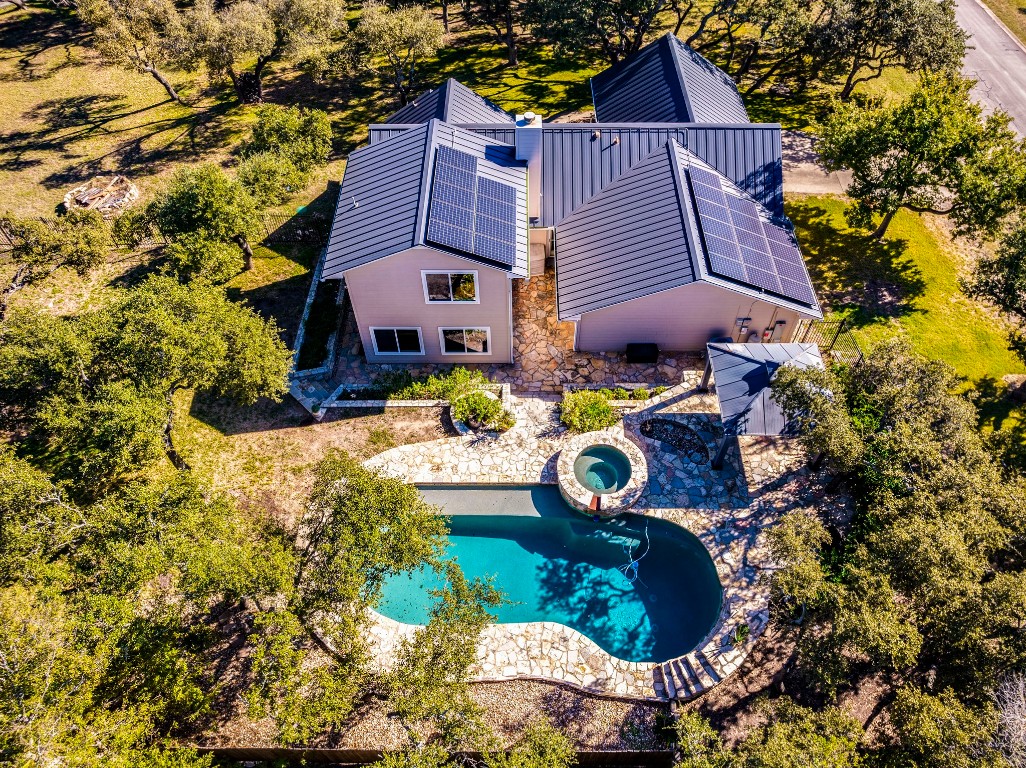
[0,210,110,321]
[148,164,260,270]
[818,75,1026,239]
[358,3,446,106]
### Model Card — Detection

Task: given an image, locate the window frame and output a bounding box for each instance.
[438,327,492,356]
[421,270,480,305]
[369,326,425,356]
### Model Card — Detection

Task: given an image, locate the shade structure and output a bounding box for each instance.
[704,342,824,468]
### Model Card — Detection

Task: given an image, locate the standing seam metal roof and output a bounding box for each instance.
[706,342,824,436]
[369,123,784,223]
[384,79,514,125]
[554,140,820,319]
[591,33,749,125]
[322,120,528,280]
[555,142,695,317]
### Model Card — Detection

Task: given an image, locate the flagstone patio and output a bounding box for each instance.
[363,381,810,702]
[326,270,704,395]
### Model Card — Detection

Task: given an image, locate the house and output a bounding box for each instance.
[321,34,821,365]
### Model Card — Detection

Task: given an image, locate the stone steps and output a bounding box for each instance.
[657,648,726,702]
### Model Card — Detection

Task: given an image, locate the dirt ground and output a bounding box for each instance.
[179,395,449,527]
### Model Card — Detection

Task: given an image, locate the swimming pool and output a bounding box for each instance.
[376,485,723,663]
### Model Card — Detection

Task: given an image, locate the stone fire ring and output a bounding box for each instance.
[557,431,648,518]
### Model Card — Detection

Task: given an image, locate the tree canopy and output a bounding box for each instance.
[78,0,192,103]
[818,75,1026,238]
[357,3,446,106]
[0,209,111,321]
[0,276,291,483]
[185,0,347,103]
[148,164,259,270]
[767,339,1026,750]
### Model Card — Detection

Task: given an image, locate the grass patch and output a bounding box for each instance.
[789,194,1026,441]
[789,194,1024,383]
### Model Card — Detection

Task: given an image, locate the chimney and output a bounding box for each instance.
[515,111,543,221]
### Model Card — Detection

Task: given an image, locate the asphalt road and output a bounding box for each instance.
[958,0,1026,135]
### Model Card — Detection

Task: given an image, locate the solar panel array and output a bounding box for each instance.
[687,164,816,306]
[425,146,519,267]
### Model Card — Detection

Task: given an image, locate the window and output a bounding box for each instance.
[439,327,490,355]
[370,327,424,355]
[423,271,478,303]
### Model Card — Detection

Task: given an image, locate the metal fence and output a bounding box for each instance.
[794,318,864,367]
[0,212,329,252]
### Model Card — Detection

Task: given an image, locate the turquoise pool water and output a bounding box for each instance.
[377,486,723,662]
[574,445,631,494]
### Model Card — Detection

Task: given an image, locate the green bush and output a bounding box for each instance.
[596,388,613,398]
[246,105,332,172]
[611,387,630,400]
[560,390,619,433]
[164,232,243,285]
[238,151,309,206]
[451,391,514,432]
[652,386,668,396]
[631,388,649,400]
[391,367,488,400]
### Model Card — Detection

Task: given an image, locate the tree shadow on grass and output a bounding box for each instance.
[786,198,926,327]
[0,3,89,83]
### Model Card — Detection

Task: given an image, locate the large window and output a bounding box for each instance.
[439,327,490,355]
[423,271,478,303]
[370,327,424,355]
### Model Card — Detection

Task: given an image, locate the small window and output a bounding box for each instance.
[423,271,478,303]
[439,327,490,355]
[370,327,424,355]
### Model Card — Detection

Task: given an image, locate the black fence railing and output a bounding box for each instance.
[794,318,864,367]
[0,212,330,252]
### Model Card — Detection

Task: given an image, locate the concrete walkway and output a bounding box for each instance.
[781,130,852,196]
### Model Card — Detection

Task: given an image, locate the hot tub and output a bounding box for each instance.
[557,432,648,517]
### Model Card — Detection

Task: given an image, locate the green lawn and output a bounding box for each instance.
[788,195,1026,386]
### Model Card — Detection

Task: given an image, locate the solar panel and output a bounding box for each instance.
[688,160,818,307]
[426,147,520,267]
[427,147,478,253]
[474,177,518,267]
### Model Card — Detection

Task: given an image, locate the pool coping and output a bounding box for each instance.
[361,395,784,702]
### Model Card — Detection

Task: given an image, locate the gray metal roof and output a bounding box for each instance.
[555,141,821,319]
[555,142,695,317]
[323,120,528,280]
[706,342,824,436]
[591,33,749,125]
[369,123,784,222]
[385,79,513,125]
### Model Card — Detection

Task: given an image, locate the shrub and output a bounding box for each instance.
[596,388,613,398]
[238,151,309,206]
[164,232,243,285]
[652,386,668,396]
[451,391,514,432]
[390,367,488,400]
[611,387,630,400]
[560,390,619,433]
[246,105,332,172]
[631,388,649,400]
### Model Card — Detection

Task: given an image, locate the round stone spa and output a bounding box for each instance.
[573,444,632,494]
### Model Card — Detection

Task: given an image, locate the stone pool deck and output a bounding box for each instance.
[363,379,808,702]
